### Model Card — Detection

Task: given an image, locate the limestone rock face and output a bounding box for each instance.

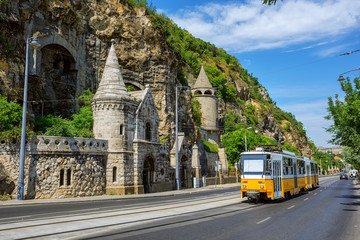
[0,163,15,196]
[0,0,310,154]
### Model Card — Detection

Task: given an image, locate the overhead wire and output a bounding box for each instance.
[258,49,360,77]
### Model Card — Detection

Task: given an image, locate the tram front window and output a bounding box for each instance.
[241,154,266,174]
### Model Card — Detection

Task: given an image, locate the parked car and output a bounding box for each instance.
[340,173,348,180]
[349,170,358,178]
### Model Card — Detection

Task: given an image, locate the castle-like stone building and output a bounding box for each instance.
[92,40,171,194]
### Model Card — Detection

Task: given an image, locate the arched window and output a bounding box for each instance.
[194,90,202,95]
[66,169,71,186]
[60,169,64,186]
[120,124,124,135]
[145,122,151,141]
[113,167,117,182]
[204,90,212,95]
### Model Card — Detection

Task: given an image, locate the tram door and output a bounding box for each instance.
[273,160,282,198]
[306,165,311,188]
[293,161,298,194]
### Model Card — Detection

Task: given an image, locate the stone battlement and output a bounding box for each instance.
[0,136,108,154]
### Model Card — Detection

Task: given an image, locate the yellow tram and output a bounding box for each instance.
[241,145,319,202]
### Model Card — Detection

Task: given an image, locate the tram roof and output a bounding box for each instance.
[241,151,318,163]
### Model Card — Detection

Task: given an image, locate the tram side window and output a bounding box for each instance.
[298,160,305,174]
[265,155,271,175]
[311,163,316,174]
[283,157,294,175]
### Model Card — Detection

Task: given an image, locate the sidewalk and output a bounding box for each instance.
[0,183,242,207]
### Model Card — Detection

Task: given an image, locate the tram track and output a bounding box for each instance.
[0,191,240,224]
[0,191,253,239]
[19,202,259,240]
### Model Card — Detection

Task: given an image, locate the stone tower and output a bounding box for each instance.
[92,40,139,195]
[192,64,220,143]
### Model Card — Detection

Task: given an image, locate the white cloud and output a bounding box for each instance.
[284,41,332,53]
[170,0,360,53]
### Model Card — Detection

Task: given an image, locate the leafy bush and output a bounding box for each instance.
[32,89,94,138]
[0,95,24,140]
[191,98,202,126]
[33,115,68,134]
[250,86,264,102]
[236,98,245,107]
[203,140,219,153]
[283,123,291,132]
[281,143,300,155]
[224,110,245,132]
[244,104,258,126]
[43,118,73,137]
[125,0,148,8]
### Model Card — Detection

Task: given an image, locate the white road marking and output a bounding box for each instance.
[320,190,323,192]
[288,205,295,209]
[304,198,309,201]
[314,193,318,196]
[257,217,271,224]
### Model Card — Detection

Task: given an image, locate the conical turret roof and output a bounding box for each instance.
[93,39,129,100]
[193,64,213,89]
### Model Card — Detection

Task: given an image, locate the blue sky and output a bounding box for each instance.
[150,0,360,147]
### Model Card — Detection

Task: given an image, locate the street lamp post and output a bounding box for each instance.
[338,66,360,82]
[17,36,40,200]
[175,85,190,190]
[245,127,258,152]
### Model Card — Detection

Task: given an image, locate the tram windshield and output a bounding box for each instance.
[241,154,266,174]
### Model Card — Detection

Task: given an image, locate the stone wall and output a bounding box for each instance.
[205,152,218,177]
[0,136,108,199]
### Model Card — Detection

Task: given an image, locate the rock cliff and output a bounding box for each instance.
[0,0,311,155]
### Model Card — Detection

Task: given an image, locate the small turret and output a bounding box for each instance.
[91,40,138,151]
[93,39,130,101]
[191,64,218,130]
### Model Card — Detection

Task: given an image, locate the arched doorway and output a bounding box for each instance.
[30,44,77,118]
[180,155,188,188]
[143,156,154,193]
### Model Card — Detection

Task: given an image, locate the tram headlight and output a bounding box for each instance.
[260,184,264,189]
[242,184,246,188]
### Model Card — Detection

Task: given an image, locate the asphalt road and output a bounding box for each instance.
[88,176,360,240]
[0,175,358,240]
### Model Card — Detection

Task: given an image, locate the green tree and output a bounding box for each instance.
[0,95,22,131]
[222,128,277,164]
[0,95,23,140]
[325,77,360,154]
[342,146,360,170]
